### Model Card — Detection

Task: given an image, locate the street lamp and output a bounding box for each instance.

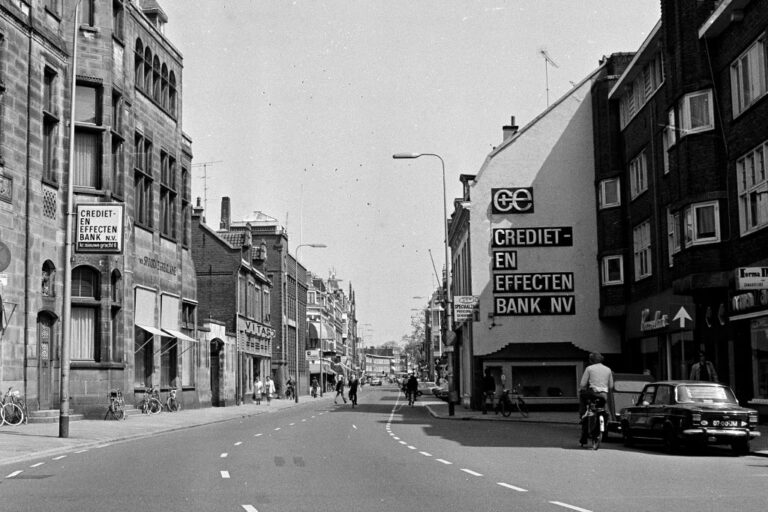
[392,152,455,415]
[295,243,326,403]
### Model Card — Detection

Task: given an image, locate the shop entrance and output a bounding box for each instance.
[37,312,57,409]
[210,338,224,406]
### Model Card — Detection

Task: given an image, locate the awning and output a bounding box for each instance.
[162,328,197,343]
[136,324,165,337]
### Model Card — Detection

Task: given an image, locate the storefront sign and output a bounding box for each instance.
[454,295,479,321]
[493,272,574,293]
[237,318,276,339]
[735,267,768,290]
[75,203,124,253]
[492,227,573,247]
[495,295,575,315]
[492,250,518,270]
[732,290,768,313]
[491,187,534,214]
[640,308,669,331]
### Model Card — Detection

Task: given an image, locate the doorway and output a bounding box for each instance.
[37,312,57,409]
[210,338,223,406]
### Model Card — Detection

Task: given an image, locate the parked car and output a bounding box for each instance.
[370,378,382,386]
[416,381,436,397]
[618,380,761,454]
[606,373,656,437]
[431,382,449,401]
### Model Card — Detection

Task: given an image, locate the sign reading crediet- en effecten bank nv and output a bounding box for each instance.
[75,203,124,253]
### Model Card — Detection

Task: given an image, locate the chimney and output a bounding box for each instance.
[220,197,231,230]
[502,116,519,141]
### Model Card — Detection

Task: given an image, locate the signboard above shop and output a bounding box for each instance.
[75,203,124,253]
[454,295,479,322]
[735,267,768,290]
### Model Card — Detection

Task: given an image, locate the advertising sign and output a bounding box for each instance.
[735,267,768,290]
[492,227,573,247]
[75,203,124,253]
[491,187,534,214]
[454,295,479,322]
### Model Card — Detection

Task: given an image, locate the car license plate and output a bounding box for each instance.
[712,420,738,427]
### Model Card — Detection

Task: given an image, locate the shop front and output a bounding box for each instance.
[236,317,274,404]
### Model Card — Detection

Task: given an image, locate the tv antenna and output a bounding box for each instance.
[540,49,559,107]
[191,160,222,213]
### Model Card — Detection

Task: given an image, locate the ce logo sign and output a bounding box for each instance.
[492,187,534,214]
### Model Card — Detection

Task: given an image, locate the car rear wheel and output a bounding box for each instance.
[731,439,750,456]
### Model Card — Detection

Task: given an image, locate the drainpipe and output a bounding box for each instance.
[24,5,35,409]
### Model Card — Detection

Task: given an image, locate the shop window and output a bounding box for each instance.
[112,0,124,41]
[751,317,768,398]
[134,326,153,388]
[160,337,177,387]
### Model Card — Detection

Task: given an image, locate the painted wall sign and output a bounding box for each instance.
[454,295,479,321]
[491,187,534,214]
[492,250,518,270]
[735,267,768,290]
[494,295,575,315]
[492,227,573,247]
[493,272,574,293]
[137,255,177,275]
[640,308,669,331]
[237,318,276,339]
[75,203,124,253]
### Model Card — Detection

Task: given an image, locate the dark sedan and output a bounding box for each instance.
[619,380,760,454]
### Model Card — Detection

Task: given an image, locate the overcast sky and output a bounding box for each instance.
[161,0,660,345]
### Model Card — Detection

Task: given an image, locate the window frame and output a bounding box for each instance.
[730,35,767,117]
[737,140,768,235]
[633,220,652,281]
[684,201,721,247]
[667,208,681,267]
[598,177,621,209]
[629,150,648,200]
[679,90,714,136]
[601,255,624,286]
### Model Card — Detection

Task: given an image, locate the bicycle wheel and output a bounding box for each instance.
[167,397,178,412]
[113,403,125,420]
[149,398,162,414]
[501,399,512,417]
[516,397,529,418]
[2,403,24,426]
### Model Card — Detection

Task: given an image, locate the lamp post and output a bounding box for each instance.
[393,152,455,415]
[295,243,326,403]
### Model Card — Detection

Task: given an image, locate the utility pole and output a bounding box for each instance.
[191,160,222,215]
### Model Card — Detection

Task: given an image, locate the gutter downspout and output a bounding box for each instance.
[24,7,35,409]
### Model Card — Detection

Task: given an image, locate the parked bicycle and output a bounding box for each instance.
[495,385,529,418]
[104,389,126,420]
[1,386,26,426]
[139,386,162,415]
[164,388,180,412]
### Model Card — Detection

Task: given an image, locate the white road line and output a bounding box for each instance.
[254,433,263,437]
[289,423,295,426]
[220,453,228,458]
[302,419,307,422]
[419,451,432,457]
[30,462,45,468]
[353,425,357,429]
[52,455,66,460]
[407,446,417,450]
[435,458,452,465]
[461,468,483,477]
[392,436,400,440]
[6,470,22,478]
[234,442,242,446]
[75,449,88,453]
[274,427,281,431]
[221,471,231,479]
[550,501,592,512]
[241,506,259,512]
[399,441,407,445]
[497,482,528,492]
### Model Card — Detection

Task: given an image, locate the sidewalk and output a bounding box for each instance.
[422,399,768,456]
[0,395,327,468]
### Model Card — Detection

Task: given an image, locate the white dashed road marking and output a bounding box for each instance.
[461,468,483,477]
[221,471,231,479]
[407,446,416,450]
[234,442,242,446]
[6,470,22,478]
[220,453,228,458]
[274,427,281,431]
[419,451,432,457]
[254,433,262,437]
[30,462,45,468]
[241,506,258,512]
[550,501,592,512]
[52,455,66,460]
[435,458,452,465]
[498,482,528,492]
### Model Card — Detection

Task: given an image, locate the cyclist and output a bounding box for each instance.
[406,374,419,406]
[579,352,613,444]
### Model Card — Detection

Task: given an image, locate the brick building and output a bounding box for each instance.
[0,0,200,419]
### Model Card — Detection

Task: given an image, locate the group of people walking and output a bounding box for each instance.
[334,374,359,407]
[250,374,360,407]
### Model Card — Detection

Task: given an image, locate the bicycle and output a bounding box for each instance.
[164,388,180,412]
[1,387,26,426]
[580,395,608,450]
[496,386,529,418]
[139,386,162,415]
[104,389,126,420]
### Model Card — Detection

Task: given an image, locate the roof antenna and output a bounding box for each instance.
[540,49,559,107]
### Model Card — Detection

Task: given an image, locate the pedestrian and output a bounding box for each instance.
[406,373,419,405]
[481,367,496,414]
[311,377,319,398]
[253,377,264,405]
[690,351,719,382]
[265,376,275,405]
[348,374,359,407]
[334,376,346,404]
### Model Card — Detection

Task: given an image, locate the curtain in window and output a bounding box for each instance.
[689,95,710,129]
[182,338,195,386]
[697,206,716,238]
[71,307,95,360]
[74,131,100,187]
[160,338,177,387]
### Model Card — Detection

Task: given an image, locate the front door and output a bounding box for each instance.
[37,313,56,409]
[210,339,222,406]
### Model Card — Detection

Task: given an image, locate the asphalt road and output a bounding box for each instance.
[2,385,767,512]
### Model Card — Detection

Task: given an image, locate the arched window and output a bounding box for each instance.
[169,71,177,117]
[42,260,56,297]
[71,266,101,361]
[144,48,152,92]
[153,56,161,102]
[161,63,168,110]
[134,39,144,89]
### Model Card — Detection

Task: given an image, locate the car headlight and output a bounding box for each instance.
[692,413,702,424]
[749,413,759,424]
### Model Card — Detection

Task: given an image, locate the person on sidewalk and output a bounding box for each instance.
[311,377,319,398]
[348,374,359,407]
[690,351,719,382]
[253,377,264,405]
[481,368,496,415]
[334,376,346,404]
[265,376,276,405]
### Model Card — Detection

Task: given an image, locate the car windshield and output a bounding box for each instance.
[676,384,737,404]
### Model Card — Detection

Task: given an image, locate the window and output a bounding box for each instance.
[737,140,768,235]
[160,151,177,238]
[43,68,59,185]
[111,91,124,197]
[160,337,177,387]
[598,178,620,209]
[629,150,647,200]
[263,289,271,323]
[42,260,56,297]
[601,255,623,286]
[181,167,190,246]
[619,51,664,128]
[144,47,152,91]
[71,266,100,361]
[153,56,161,102]
[169,72,177,117]
[44,0,60,16]
[79,0,94,27]
[74,83,103,189]
[134,39,144,88]
[679,90,714,135]
[731,36,767,117]
[633,220,652,281]
[684,201,720,247]
[112,0,124,41]
[134,132,153,228]
[662,109,675,174]
[667,208,680,267]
